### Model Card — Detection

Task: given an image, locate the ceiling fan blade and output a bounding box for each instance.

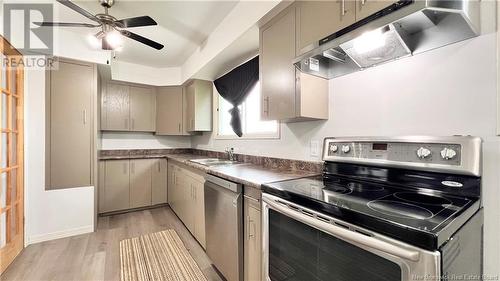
[120,30,164,50]
[33,22,100,28]
[56,0,100,23]
[115,16,157,28]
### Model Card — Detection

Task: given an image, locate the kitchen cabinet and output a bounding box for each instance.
[152,159,168,205]
[101,82,156,132]
[101,160,130,213]
[185,80,212,132]
[260,5,329,122]
[167,162,206,248]
[129,86,156,132]
[156,86,185,135]
[244,192,262,281]
[99,158,168,214]
[46,58,96,190]
[355,0,399,21]
[296,0,356,55]
[129,159,153,209]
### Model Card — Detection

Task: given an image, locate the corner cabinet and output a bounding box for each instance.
[101,82,156,132]
[98,158,167,214]
[260,4,329,122]
[185,80,213,132]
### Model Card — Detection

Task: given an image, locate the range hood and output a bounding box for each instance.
[294,0,480,79]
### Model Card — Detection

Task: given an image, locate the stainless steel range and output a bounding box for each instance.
[261,136,483,281]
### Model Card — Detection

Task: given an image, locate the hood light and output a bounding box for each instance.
[353,28,387,54]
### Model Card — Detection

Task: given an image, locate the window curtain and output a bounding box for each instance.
[214,56,259,137]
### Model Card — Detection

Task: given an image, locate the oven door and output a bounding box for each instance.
[262,194,440,281]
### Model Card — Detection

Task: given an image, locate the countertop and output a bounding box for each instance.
[100,153,320,188]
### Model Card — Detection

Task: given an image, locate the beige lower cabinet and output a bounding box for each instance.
[130,159,153,209]
[100,160,130,213]
[99,158,168,214]
[167,162,206,248]
[152,159,168,205]
[244,194,262,281]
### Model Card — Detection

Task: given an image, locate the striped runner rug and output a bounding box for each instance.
[120,229,208,281]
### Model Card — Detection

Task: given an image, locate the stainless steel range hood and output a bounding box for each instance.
[294,0,480,79]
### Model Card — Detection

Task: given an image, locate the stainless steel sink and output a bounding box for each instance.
[189,158,239,166]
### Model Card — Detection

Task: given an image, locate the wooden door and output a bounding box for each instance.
[0,36,24,274]
[102,160,130,213]
[296,0,356,55]
[103,83,129,131]
[260,7,297,121]
[152,159,167,205]
[156,87,183,135]
[129,159,152,209]
[244,197,262,281]
[129,86,155,132]
[356,0,398,21]
[46,59,93,189]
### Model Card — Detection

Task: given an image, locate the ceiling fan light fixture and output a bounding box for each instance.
[104,30,123,49]
[87,33,101,48]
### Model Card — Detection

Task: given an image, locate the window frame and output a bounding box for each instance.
[214,85,280,140]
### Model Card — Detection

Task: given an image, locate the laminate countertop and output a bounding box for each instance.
[100,153,320,188]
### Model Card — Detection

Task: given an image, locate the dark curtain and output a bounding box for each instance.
[214,56,259,137]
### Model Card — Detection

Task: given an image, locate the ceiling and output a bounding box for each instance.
[50,0,239,67]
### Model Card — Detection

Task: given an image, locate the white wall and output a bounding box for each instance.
[192,33,500,276]
[101,132,191,150]
[24,65,95,245]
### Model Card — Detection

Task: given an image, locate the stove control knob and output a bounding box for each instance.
[330,144,338,153]
[416,147,431,159]
[341,145,351,154]
[441,148,457,160]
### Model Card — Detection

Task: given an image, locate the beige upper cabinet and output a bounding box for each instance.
[185,80,212,132]
[46,58,96,189]
[355,0,399,21]
[296,0,356,55]
[101,82,155,132]
[102,82,129,131]
[129,86,156,132]
[156,86,185,135]
[260,4,329,122]
[152,159,168,205]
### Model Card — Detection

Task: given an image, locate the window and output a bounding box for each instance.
[217,82,279,139]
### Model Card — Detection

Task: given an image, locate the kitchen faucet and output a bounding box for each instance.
[225,147,236,161]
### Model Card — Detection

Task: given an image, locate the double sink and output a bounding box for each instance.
[189,158,240,167]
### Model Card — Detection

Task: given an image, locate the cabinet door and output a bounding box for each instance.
[129,159,152,209]
[260,7,296,121]
[193,178,206,248]
[167,162,176,206]
[103,160,130,213]
[47,59,93,189]
[156,87,184,135]
[103,83,129,131]
[244,196,262,281]
[129,86,155,132]
[152,159,168,205]
[185,82,195,132]
[355,0,398,21]
[296,0,356,55]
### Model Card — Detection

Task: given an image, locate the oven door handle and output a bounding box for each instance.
[266,198,421,262]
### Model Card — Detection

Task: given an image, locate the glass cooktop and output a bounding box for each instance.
[263,176,473,234]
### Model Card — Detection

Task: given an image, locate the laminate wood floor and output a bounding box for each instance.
[1,206,224,281]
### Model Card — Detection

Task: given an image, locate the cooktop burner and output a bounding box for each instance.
[367,200,434,220]
[394,192,452,206]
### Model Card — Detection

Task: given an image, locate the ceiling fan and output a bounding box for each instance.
[34,0,164,50]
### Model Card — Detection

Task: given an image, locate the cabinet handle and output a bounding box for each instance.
[361,0,366,6]
[341,0,346,16]
[123,162,127,174]
[83,109,87,125]
[158,161,161,172]
[263,97,269,116]
[178,123,181,132]
[131,162,135,174]
[131,118,135,130]
[125,118,129,129]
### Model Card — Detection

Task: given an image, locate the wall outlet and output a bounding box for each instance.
[310,140,320,157]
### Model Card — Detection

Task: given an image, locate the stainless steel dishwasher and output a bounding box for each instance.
[204,174,243,281]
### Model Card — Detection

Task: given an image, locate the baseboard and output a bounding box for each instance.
[26,225,94,245]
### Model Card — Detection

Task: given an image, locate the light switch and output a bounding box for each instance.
[310,140,320,157]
